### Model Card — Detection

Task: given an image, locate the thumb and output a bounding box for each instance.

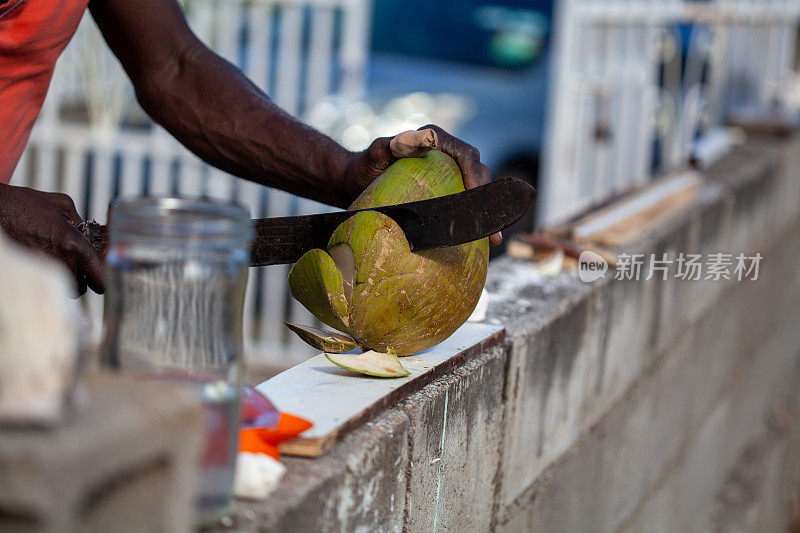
[362,129,439,173]
[389,129,438,158]
[348,129,440,198]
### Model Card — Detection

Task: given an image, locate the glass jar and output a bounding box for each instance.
[100,197,253,525]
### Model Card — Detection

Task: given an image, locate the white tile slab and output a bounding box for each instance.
[256,322,505,457]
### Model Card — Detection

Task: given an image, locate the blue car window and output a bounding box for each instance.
[371,0,553,69]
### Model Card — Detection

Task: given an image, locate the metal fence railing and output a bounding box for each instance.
[541,0,800,226]
[10,0,371,368]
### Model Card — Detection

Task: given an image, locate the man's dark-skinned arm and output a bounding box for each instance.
[87,0,500,215]
[0,0,499,296]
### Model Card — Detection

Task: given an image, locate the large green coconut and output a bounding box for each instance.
[288,150,489,355]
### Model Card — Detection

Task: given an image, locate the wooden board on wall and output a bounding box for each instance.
[567,171,703,248]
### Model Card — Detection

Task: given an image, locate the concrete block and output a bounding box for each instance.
[228,408,409,532]
[758,168,781,243]
[649,214,694,354]
[682,289,748,432]
[698,181,733,253]
[494,506,531,533]
[681,184,729,322]
[729,180,770,257]
[622,324,800,532]
[705,141,781,255]
[498,328,696,532]
[707,378,800,533]
[401,346,506,533]
[0,373,204,533]
[683,218,800,432]
[773,136,800,231]
[498,285,611,509]
[621,399,733,533]
[574,282,617,427]
[730,240,800,363]
[499,229,800,531]
[600,273,658,403]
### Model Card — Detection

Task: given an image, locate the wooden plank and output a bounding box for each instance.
[569,170,703,248]
[256,323,505,457]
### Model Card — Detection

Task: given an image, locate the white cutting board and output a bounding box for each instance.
[256,322,504,457]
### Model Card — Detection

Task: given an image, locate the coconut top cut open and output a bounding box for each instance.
[325,350,409,378]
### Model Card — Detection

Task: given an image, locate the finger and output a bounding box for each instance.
[453,145,484,191]
[76,273,88,297]
[479,163,491,187]
[77,241,106,294]
[428,126,484,190]
[49,193,83,225]
[59,251,86,297]
[477,164,502,246]
[62,225,105,295]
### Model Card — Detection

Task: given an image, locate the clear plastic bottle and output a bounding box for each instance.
[100,197,253,525]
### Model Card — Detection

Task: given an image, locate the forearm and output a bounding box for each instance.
[134,44,355,207]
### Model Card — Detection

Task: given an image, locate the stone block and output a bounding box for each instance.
[681,184,729,320]
[600,273,658,402]
[402,346,506,533]
[728,177,770,257]
[698,186,732,252]
[498,284,611,509]
[773,136,800,231]
[498,328,696,532]
[0,373,204,533]
[622,321,800,532]
[682,288,747,431]
[648,212,695,354]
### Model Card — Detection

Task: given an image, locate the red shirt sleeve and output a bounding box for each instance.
[0,0,89,183]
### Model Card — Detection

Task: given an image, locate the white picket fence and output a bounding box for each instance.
[541,0,800,225]
[10,0,371,367]
[14,0,799,367]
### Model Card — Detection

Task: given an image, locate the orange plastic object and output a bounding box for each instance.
[239,413,313,460]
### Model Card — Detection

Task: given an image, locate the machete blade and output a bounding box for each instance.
[82,177,536,266]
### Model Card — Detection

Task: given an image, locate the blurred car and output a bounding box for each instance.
[307,0,555,238]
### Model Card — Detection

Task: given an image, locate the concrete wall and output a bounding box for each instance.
[227,132,800,532]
